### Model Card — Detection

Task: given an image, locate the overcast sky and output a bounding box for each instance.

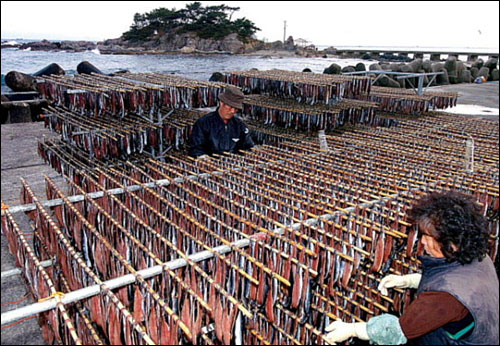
[1,1,498,49]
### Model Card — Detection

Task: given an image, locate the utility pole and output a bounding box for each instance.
[283,20,287,44]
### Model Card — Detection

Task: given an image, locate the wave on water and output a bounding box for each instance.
[2,40,20,46]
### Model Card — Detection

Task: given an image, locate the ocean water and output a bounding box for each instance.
[3,42,497,94]
[1,47,369,93]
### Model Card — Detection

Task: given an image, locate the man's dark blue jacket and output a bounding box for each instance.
[189,109,254,157]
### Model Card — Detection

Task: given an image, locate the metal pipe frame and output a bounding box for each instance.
[343,71,444,95]
[1,176,434,326]
[2,146,302,216]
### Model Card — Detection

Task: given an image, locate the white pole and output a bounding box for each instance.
[465,136,474,173]
[1,237,251,326]
[1,259,53,279]
[283,20,287,44]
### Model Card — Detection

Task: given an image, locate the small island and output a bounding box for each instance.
[99,2,317,56]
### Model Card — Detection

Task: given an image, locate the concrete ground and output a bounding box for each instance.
[1,123,66,345]
[429,81,499,121]
[0,82,498,345]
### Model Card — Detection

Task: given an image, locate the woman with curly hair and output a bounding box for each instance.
[324,190,499,345]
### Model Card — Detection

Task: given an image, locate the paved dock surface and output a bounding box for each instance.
[1,122,65,346]
[430,81,499,121]
[1,82,498,345]
[1,122,68,205]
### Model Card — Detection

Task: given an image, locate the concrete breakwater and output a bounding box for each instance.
[333,49,498,62]
[323,56,499,88]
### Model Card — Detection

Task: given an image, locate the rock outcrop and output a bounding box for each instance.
[99,32,264,55]
[18,39,97,52]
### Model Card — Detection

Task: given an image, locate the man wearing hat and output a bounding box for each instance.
[189,86,254,158]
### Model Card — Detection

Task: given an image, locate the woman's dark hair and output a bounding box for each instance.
[408,190,489,264]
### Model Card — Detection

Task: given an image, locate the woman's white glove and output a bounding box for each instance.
[378,273,422,296]
[324,321,369,344]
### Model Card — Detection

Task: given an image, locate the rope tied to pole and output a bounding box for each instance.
[38,291,65,303]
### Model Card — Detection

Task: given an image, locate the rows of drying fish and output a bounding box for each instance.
[243,95,391,133]
[37,73,227,118]
[224,69,371,105]
[43,100,396,163]
[40,105,312,161]
[357,86,459,114]
[5,111,497,344]
[224,70,458,114]
[36,70,459,120]
[3,68,494,344]
[2,206,84,345]
[42,106,208,160]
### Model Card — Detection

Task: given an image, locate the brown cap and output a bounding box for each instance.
[218,86,244,110]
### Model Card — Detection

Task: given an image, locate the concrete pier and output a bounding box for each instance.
[334,49,499,61]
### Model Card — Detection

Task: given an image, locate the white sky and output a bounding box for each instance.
[1,1,499,49]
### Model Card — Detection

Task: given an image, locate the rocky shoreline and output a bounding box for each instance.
[1,35,330,57]
[2,39,98,52]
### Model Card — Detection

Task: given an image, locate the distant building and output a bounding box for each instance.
[295,38,309,48]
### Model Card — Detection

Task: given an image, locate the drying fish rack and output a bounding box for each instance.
[3,70,498,345]
[242,95,385,134]
[224,69,458,115]
[37,72,227,119]
[2,109,499,345]
[39,104,329,166]
[41,105,208,162]
[224,69,372,105]
[36,71,386,163]
[343,70,445,96]
[359,86,459,114]
[36,72,230,162]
